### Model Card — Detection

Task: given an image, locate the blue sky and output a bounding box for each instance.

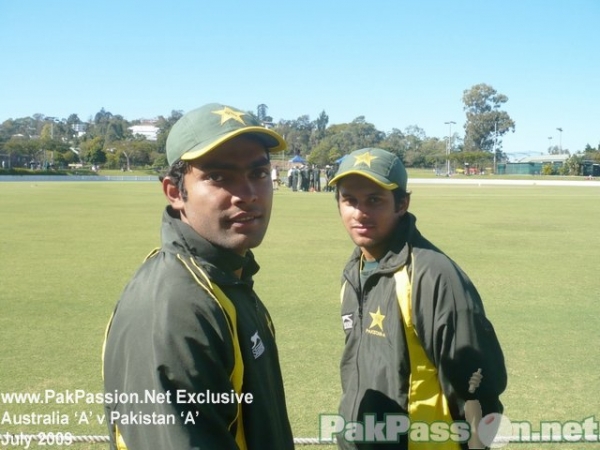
[1,0,598,157]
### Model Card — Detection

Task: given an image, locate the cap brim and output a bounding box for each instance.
[328,170,398,190]
[180,126,286,161]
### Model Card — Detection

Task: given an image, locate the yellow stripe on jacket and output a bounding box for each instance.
[395,263,460,450]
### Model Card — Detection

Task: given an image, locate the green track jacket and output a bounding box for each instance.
[103,207,294,450]
[338,212,507,449]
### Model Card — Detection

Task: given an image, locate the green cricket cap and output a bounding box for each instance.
[166,103,287,165]
[328,148,408,191]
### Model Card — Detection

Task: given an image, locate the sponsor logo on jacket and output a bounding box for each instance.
[250,331,265,359]
[342,314,354,330]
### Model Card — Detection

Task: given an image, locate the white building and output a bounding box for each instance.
[129,124,159,141]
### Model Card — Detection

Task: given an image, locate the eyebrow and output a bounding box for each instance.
[198,156,271,172]
[340,190,383,198]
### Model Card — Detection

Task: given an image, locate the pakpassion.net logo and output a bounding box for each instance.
[319,413,600,447]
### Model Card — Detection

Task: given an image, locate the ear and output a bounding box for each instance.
[396,193,411,216]
[162,177,185,211]
[401,194,411,212]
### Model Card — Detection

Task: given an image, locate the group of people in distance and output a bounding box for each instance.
[284,164,337,192]
[103,102,507,450]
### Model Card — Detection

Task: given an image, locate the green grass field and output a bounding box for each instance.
[0,181,599,449]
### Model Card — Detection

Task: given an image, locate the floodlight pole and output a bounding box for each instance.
[556,127,563,153]
[493,121,498,174]
[444,121,455,175]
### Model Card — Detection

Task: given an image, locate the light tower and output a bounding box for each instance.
[444,121,456,175]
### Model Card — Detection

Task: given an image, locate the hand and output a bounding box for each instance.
[465,400,484,448]
[466,368,485,448]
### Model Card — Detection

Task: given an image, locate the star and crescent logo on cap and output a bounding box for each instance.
[211,106,247,126]
[353,151,377,167]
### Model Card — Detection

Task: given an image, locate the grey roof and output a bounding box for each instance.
[515,154,570,163]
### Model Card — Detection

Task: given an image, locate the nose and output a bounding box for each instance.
[232,177,259,204]
[352,203,369,221]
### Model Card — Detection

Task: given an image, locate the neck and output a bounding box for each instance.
[361,251,378,262]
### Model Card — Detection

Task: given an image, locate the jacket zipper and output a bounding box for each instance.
[347,276,366,423]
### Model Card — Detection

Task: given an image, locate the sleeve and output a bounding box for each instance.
[107,274,242,450]
[414,258,508,416]
[438,307,507,415]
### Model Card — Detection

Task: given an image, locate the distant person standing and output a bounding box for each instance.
[291,166,299,191]
[272,165,279,189]
[300,165,310,191]
[313,165,321,192]
[325,165,337,192]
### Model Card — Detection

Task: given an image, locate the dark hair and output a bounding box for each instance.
[334,185,410,211]
[162,159,192,201]
[391,188,411,209]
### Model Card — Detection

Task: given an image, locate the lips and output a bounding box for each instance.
[229,211,261,225]
[234,215,257,222]
[352,223,375,236]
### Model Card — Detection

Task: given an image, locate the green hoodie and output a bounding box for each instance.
[337,212,507,449]
[103,207,294,450]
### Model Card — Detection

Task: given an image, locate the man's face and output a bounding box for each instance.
[337,174,407,261]
[167,135,273,255]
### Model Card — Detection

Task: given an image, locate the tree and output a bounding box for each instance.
[462,84,515,160]
[155,110,183,154]
[309,110,329,149]
[304,117,385,166]
[561,154,583,175]
[273,115,314,156]
[314,110,329,133]
[306,123,347,165]
[380,129,406,161]
[94,107,113,125]
[66,113,81,126]
[380,127,443,167]
[452,151,492,174]
[111,139,155,169]
[5,136,40,166]
[80,136,106,164]
[345,116,385,149]
[40,123,54,142]
[400,126,427,167]
[548,144,570,155]
[419,138,447,168]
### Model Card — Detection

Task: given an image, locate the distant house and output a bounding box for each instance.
[129,124,159,141]
[581,160,600,177]
[513,154,570,164]
[498,154,570,175]
[72,123,87,138]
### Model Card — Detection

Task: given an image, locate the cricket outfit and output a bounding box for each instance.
[103,206,294,450]
[337,212,507,450]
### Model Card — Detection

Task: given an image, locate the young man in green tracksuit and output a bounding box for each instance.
[328,148,507,449]
[103,103,294,450]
